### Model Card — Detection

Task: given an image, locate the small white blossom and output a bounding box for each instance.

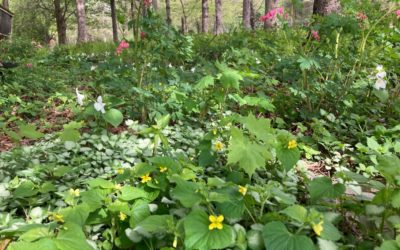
[376,65,383,72]
[148,204,158,212]
[376,71,386,79]
[168,63,173,68]
[75,88,85,106]
[90,65,97,71]
[255,58,261,64]
[191,67,196,73]
[94,96,106,113]
[374,78,387,90]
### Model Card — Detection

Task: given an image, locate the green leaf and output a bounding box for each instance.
[55,222,93,250]
[391,190,400,209]
[184,210,236,250]
[60,129,80,142]
[240,114,274,142]
[103,108,124,127]
[263,221,315,250]
[119,186,154,201]
[60,204,90,226]
[281,205,307,223]
[220,70,243,90]
[195,75,215,90]
[319,220,341,241]
[86,178,114,189]
[317,238,338,250]
[247,229,264,250]
[276,146,300,171]
[19,226,54,242]
[376,155,400,181]
[308,177,345,202]
[8,238,58,250]
[19,124,44,139]
[133,215,173,237]
[13,181,38,198]
[227,128,266,176]
[170,178,203,207]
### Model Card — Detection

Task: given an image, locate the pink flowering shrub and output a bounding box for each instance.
[311,30,320,41]
[396,10,400,18]
[116,40,130,56]
[260,7,284,22]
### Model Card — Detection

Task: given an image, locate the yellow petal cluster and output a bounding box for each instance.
[209,215,224,230]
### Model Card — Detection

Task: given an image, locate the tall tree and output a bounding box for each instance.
[53,0,68,44]
[152,0,158,11]
[250,0,255,29]
[110,0,118,42]
[165,0,171,25]
[75,0,87,43]
[201,0,209,33]
[2,0,9,9]
[313,0,341,15]
[215,0,222,35]
[264,0,277,29]
[179,0,188,33]
[243,0,251,30]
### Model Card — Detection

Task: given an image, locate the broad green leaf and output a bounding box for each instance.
[55,222,93,250]
[376,155,400,181]
[103,108,124,127]
[281,205,307,223]
[8,238,57,250]
[81,189,105,212]
[220,70,243,90]
[247,229,264,250]
[19,226,54,242]
[308,177,345,202]
[170,178,203,207]
[317,238,338,250]
[319,220,341,241]
[391,190,400,209]
[86,178,114,189]
[195,75,215,90]
[119,186,154,201]
[184,210,236,250]
[133,215,173,237]
[13,181,38,198]
[276,146,300,171]
[263,221,315,250]
[59,129,80,142]
[240,114,274,143]
[19,124,44,139]
[60,204,90,226]
[227,128,266,176]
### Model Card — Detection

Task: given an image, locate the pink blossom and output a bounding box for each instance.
[116,40,129,56]
[311,30,320,41]
[396,10,400,18]
[141,32,146,40]
[144,0,151,7]
[260,7,284,22]
[26,63,33,69]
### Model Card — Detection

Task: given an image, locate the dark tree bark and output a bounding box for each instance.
[250,0,255,29]
[54,0,67,44]
[264,0,277,29]
[215,0,222,35]
[179,0,188,33]
[75,0,87,43]
[313,0,341,15]
[243,0,251,30]
[110,0,118,42]
[201,0,209,33]
[152,0,158,11]
[165,0,172,25]
[2,0,9,9]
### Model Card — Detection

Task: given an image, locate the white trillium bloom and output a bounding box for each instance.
[168,63,173,68]
[94,96,106,113]
[191,67,196,73]
[374,78,387,90]
[376,71,387,79]
[75,88,85,106]
[91,65,97,71]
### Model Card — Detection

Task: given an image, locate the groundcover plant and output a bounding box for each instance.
[0,0,399,249]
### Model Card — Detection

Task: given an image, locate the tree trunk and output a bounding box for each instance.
[54,0,67,44]
[2,0,8,9]
[313,0,341,15]
[152,0,158,11]
[250,0,255,29]
[165,0,172,25]
[243,0,251,30]
[215,0,223,35]
[201,0,209,33]
[181,16,188,34]
[110,0,118,42]
[264,0,277,29]
[76,0,87,43]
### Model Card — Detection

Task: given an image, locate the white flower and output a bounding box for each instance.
[75,88,85,106]
[147,63,151,67]
[190,67,196,73]
[376,71,386,79]
[148,204,158,212]
[94,96,106,113]
[376,65,384,72]
[90,65,97,71]
[374,78,387,90]
[255,58,261,64]
[168,63,173,68]
[125,119,134,126]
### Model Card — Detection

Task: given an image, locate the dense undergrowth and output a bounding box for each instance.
[0,2,400,250]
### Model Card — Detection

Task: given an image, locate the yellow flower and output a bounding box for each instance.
[288,140,297,149]
[212,128,218,135]
[50,213,64,223]
[312,221,324,236]
[173,235,178,248]
[238,185,247,196]
[159,166,168,173]
[114,184,122,190]
[116,168,124,174]
[69,188,80,197]
[209,214,224,230]
[214,141,224,152]
[119,212,127,221]
[141,174,152,183]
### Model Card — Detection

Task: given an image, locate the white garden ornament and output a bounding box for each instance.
[75,88,85,106]
[94,96,106,113]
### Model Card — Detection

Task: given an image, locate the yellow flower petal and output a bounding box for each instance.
[288,140,297,149]
[216,223,223,230]
[312,221,324,236]
[119,212,127,221]
[209,215,217,223]
[216,215,224,223]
